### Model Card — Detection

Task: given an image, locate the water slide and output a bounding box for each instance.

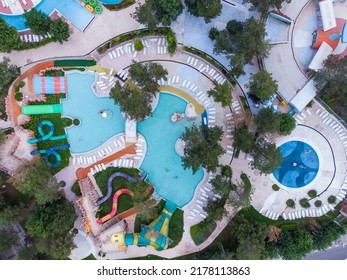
[96,189,134,224]
[28,120,68,144]
[27,120,69,168]
[22,104,62,115]
[31,144,70,168]
[112,201,177,251]
[94,171,147,207]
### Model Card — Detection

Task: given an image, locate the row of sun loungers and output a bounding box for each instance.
[116,69,128,81]
[95,73,116,93]
[225,112,234,139]
[90,163,107,175]
[113,158,134,168]
[282,204,335,220]
[19,33,51,43]
[72,155,98,166]
[231,100,241,114]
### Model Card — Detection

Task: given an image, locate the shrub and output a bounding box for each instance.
[73,118,80,126]
[308,190,317,198]
[209,27,219,40]
[14,92,23,102]
[18,81,25,88]
[272,184,279,191]
[314,200,322,207]
[300,198,310,208]
[71,181,81,197]
[61,117,72,127]
[134,39,144,51]
[286,199,295,208]
[328,195,336,204]
[166,29,177,55]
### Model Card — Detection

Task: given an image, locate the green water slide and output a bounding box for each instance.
[22,104,62,115]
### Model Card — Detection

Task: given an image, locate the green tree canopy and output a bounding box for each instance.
[277,229,314,260]
[233,125,256,153]
[213,18,271,77]
[314,55,347,121]
[181,124,224,174]
[35,233,76,260]
[230,213,269,260]
[250,138,282,174]
[204,197,228,222]
[50,19,70,44]
[0,204,23,224]
[0,227,18,256]
[25,198,76,239]
[110,62,167,121]
[207,80,233,107]
[185,0,222,23]
[110,82,152,121]
[0,18,21,53]
[279,113,296,135]
[243,0,292,17]
[254,107,282,134]
[313,221,345,251]
[247,70,278,102]
[9,157,61,205]
[24,8,51,35]
[132,0,183,31]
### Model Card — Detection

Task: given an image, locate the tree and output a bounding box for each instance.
[230,213,268,260]
[184,0,222,23]
[9,157,61,205]
[50,19,70,44]
[24,8,51,35]
[210,165,233,197]
[228,175,253,208]
[132,0,183,32]
[134,39,144,51]
[233,125,256,153]
[0,204,23,224]
[25,198,76,239]
[254,108,282,134]
[129,62,167,93]
[313,221,345,251]
[0,56,20,118]
[250,139,282,174]
[277,229,314,260]
[314,55,347,121]
[204,198,227,222]
[110,82,152,121]
[110,62,167,121]
[166,29,177,55]
[243,0,292,17]
[35,233,76,260]
[207,80,232,107]
[0,18,21,53]
[247,70,278,102]
[0,227,18,256]
[213,18,271,77]
[279,114,296,135]
[181,124,224,174]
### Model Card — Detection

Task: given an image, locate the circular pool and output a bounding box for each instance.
[273,141,319,188]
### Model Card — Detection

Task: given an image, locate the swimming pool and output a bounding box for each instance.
[273,141,319,188]
[137,92,204,208]
[0,0,94,31]
[61,72,125,154]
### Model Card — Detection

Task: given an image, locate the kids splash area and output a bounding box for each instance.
[273,141,319,189]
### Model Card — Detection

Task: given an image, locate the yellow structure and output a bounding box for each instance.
[86,4,94,13]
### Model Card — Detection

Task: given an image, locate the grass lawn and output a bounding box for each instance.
[190,219,217,246]
[94,167,151,218]
[82,254,96,260]
[22,95,70,173]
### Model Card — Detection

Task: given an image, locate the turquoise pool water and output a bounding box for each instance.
[61,72,125,154]
[137,93,204,208]
[273,141,319,188]
[0,0,94,31]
